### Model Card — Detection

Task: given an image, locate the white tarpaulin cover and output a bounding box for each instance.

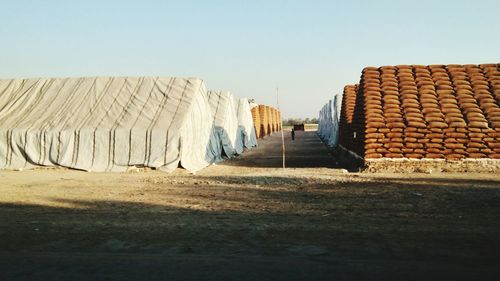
[208,91,244,158]
[236,98,258,148]
[318,94,342,147]
[0,77,220,172]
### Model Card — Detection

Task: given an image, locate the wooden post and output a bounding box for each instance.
[277,87,285,169]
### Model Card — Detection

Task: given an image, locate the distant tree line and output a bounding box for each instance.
[282,117,318,126]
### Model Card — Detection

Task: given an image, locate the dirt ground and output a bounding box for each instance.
[1,131,500,280]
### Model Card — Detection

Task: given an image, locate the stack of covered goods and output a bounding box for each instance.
[318,94,342,147]
[0,77,225,173]
[318,100,333,143]
[236,98,258,149]
[338,63,500,160]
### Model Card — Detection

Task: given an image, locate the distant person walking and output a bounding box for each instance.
[291,128,295,141]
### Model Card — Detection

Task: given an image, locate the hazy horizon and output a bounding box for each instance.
[1,0,499,118]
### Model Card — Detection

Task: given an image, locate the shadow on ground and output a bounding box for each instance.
[1,175,500,280]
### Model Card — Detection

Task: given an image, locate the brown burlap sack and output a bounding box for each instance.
[426,143,444,149]
[403,153,423,159]
[449,122,467,128]
[403,109,423,116]
[376,148,389,153]
[401,89,419,95]
[446,132,467,138]
[385,113,403,118]
[437,85,454,90]
[444,143,465,149]
[429,128,444,133]
[426,112,445,118]
[429,122,448,128]
[366,122,386,128]
[468,132,486,138]
[426,148,442,154]
[385,142,404,148]
[425,153,444,159]
[406,142,424,149]
[385,153,404,158]
[386,118,404,123]
[468,142,487,149]
[365,153,383,159]
[468,121,489,128]
[388,148,403,153]
[466,147,481,153]
[445,154,465,160]
[445,117,466,123]
[387,122,406,128]
[467,117,488,123]
[427,133,445,138]
[422,108,442,114]
[419,88,437,94]
[404,132,425,138]
[365,143,384,149]
[365,133,385,139]
[386,132,403,138]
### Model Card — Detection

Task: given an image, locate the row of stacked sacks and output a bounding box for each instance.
[354,64,500,160]
[271,107,282,132]
[250,104,282,139]
[250,106,262,138]
[338,85,358,153]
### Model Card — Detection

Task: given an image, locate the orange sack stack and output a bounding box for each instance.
[251,106,261,139]
[258,105,268,137]
[250,104,282,138]
[338,63,500,160]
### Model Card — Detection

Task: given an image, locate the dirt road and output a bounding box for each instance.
[1,131,500,280]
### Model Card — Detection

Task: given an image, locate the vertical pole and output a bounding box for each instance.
[276,87,285,169]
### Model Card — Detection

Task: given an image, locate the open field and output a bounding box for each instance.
[1,131,500,280]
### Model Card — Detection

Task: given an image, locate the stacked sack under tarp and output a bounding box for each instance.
[339,64,500,160]
[318,94,343,147]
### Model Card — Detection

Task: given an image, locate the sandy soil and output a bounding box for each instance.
[1,131,500,280]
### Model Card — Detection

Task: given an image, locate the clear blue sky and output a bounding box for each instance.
[1,0,499,118]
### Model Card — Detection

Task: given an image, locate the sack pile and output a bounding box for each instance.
[339,63,500,160]
[339,85,358,153]
[251,106,261,138]
[251,104,281,139]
